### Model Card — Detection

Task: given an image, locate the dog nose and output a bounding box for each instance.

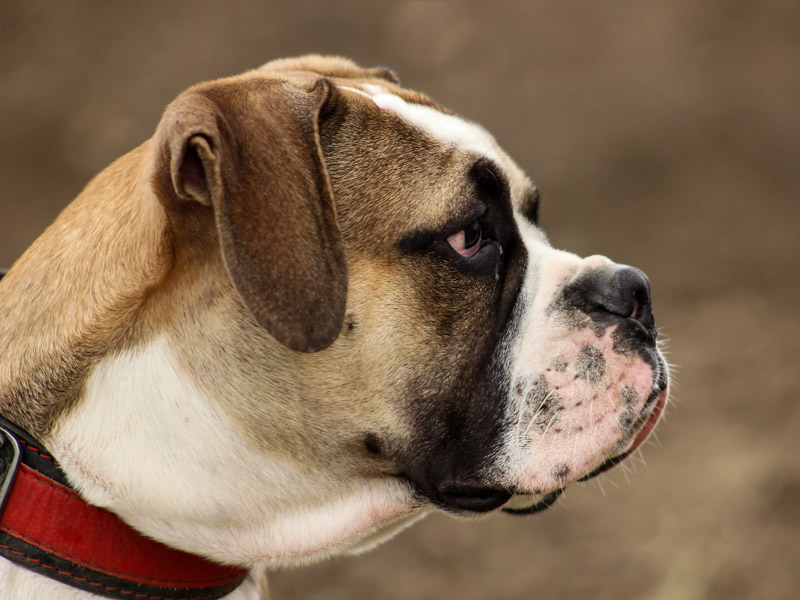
[585,266,655,332]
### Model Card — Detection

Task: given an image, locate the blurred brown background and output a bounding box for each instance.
[1,1,799,598]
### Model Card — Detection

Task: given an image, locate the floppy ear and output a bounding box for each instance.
[153,77,347,353]
[259,54,400,85]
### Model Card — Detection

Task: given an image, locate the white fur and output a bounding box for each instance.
[350,84,504,166]
[338,85,374,101]
[45,336,422,571]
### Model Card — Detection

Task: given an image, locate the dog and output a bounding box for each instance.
[0,55,669,599]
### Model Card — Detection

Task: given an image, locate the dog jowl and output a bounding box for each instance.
[0,55,669,596]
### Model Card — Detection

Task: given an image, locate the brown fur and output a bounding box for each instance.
[0,144,172,436]
[0,56,399,436]
[0,55,533,488]
[152,75,348,353]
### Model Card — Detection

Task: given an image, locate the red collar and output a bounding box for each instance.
[0,418,249,599]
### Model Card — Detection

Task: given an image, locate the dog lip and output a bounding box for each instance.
[501,488,564,516]
[437,483,513,513]
[628,386,668,451]
[624,350,669,451]
[578,386,668,483]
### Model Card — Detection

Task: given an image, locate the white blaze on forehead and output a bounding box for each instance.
[339,85,374,101]
[342,84,503,166]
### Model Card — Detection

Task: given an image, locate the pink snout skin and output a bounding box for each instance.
[516,326,665,493]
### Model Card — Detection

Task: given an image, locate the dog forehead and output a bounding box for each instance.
[339,83,504,167]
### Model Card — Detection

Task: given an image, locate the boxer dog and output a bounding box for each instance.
[0,56,668,599]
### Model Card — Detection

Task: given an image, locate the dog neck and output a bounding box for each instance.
[0,415,249,599]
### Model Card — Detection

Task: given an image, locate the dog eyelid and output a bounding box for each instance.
[446,220,483,258]
[397,201,487,253]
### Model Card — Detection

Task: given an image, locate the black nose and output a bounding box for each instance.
[586,267,655,332]
[437,481,512,513]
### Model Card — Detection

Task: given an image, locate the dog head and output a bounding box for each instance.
[9,56,668,567]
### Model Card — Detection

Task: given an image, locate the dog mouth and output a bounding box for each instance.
[577,383,668,484]
[414,350,669,517]
[444,357,669,516]
[498,387,667,516]
[576,352,671,486]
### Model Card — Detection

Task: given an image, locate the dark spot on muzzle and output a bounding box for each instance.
[574,345,605,384]
[620,386,638,406]
[522,375,563,428]
[618,406,637,431]
[550,355,568,373]
[551,463,571,482]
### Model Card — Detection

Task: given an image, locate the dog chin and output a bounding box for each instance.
[249,479,428,568]
[496,362,668,514]
[501,489,565,515]
[497,388,666,517]
[339,507,433,557]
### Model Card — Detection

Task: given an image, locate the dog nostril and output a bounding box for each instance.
[589,267,654,329]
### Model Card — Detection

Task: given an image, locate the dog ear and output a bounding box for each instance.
[259,54,401,85]
[154,77,347,353]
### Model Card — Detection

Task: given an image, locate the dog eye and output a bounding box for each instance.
[447,220,483,258]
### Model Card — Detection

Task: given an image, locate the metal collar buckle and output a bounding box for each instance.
[0,424,22,516]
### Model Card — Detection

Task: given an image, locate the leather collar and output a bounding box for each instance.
[0,416,248,599]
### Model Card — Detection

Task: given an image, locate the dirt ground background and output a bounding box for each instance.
[2,2,799,599]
